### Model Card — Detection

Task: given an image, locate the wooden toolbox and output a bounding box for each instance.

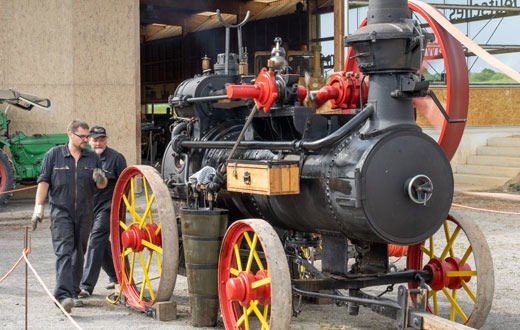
[226,160,300,195]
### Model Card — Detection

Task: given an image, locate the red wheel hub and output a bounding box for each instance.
[425,257,472,291]
[121,223,161,252]
[225,270,271,306]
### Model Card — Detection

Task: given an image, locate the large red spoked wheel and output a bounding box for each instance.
[218,219,292,329]
[406,212,494,328]
[110,165,179,311]
[345,2,469,161]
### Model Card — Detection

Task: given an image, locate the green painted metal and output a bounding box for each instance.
[7,131,68,181]
[0,89,68,205]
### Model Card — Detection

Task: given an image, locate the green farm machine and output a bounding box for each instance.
[0,89,68,205]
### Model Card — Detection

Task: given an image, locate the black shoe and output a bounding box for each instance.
[78,289,91,299]
[73,298,84,307]
[59,298,74,313]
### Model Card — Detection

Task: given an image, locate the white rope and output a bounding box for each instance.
[452,203,520,215]
[22,249,83,330]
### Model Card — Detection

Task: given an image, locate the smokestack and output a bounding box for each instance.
[367,0,410,24]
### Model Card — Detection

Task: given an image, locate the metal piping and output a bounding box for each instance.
[301,105,373,151]
[178,105,374,153]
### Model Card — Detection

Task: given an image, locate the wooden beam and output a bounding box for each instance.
[333,0,344,71]
[411,311,476,330]
[140,0,268,19]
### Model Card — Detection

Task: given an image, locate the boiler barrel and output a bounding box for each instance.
[222,129,453,245]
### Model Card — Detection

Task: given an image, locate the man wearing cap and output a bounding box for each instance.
[31,120,108,313]
[78,126,127,298]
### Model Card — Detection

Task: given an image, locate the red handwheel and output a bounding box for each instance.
[110,165,179,311]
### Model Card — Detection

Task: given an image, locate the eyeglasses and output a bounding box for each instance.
[72,132,90,140]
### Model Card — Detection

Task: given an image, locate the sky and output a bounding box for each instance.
[318,1,520,75]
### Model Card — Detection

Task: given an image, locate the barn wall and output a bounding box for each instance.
[0,0,141,165]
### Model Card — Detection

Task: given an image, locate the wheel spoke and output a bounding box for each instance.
[262,304,269,330]
[460,246,472,265]
[251,300,270,330]
[138,194,155,229]
[141,240,163,254]
[244,232,258,272]
[440,223,460,260]
[441,287,468,322]
[243,231,265,272]
[123,247,133,257]
[119,221,129,231]
[252,276,270,289]
[234,243,243,272]
[461,281,477,303]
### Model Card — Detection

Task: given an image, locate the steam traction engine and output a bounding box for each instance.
[110,0,494,329]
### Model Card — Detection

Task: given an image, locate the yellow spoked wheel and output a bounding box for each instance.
[406,212,494,328]
[218,219,292,330]
[110,165,179,311]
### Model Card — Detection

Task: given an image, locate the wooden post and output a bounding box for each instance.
[333,0,345,71]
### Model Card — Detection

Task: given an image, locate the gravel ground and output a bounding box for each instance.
[1,191,519,330]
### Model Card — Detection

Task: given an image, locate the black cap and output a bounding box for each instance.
[89,126,107,138]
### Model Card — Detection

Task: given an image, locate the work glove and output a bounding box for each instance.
[92,168,107,185]
[31,204,44,231]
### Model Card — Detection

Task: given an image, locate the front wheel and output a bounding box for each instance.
[407,212,494,328]
[218,219,292,330]
[0,149,16,205]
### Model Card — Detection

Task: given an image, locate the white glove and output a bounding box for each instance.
[31,204,44,231]
[92,168,107,185]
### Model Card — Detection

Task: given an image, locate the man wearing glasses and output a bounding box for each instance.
[78,126,127,299]
[31,119,108,313]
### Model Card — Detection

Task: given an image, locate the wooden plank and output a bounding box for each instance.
[410,311,476,330]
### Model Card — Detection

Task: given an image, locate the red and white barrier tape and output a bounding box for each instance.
[0,185,37,195]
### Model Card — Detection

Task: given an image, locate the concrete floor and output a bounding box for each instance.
[1,189,520,329]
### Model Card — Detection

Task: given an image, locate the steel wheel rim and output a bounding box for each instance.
[218,219,292,330]
[110,165,179,311]
[406,212,494,328]
[345,3,468,161]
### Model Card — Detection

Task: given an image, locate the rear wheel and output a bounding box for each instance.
[0,149,16,205]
